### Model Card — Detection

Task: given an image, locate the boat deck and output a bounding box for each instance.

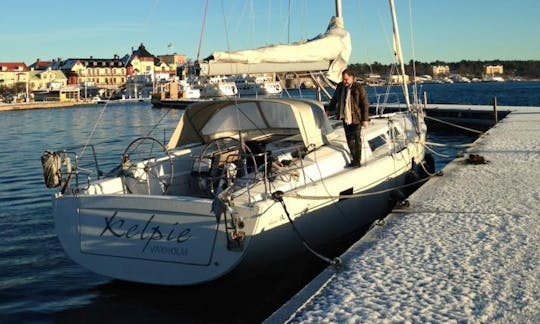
[266,105,540,323]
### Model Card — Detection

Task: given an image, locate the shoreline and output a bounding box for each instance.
[0,101,93,112]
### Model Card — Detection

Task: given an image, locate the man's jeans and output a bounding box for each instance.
[343,122,362,165]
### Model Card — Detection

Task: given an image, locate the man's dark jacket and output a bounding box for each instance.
[327,81,370,125]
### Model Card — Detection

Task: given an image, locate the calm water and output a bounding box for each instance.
[288,80,540,107]
[0,82,535,322]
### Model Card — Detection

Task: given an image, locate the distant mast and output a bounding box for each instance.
[389,0,411,111]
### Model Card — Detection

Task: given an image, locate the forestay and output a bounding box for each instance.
[197,17,351,83]
[166,99,334,150]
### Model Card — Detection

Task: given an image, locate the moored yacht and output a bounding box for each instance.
[230,74,282,96]
[44,98,426,285]
[42,0,428,286]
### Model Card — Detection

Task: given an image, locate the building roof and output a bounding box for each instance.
[57,58,124,70]
[122,43,156,66]
[132,43,154,58]
[0,62,29,72]
[29,60,52,70]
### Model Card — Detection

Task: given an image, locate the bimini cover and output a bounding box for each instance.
[205,17,351,83]
[166,99,333,150]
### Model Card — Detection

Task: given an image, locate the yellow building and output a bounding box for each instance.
[432,65,450,77]
[389,74,410,84]
[58,58,126,88]
[124,44,156,78]
[29,69,67,91]
[0,62,29,87]
[485,65,503,76]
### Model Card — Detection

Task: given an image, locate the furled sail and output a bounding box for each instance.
[197,16,351,83]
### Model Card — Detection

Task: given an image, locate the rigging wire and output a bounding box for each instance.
[249,0,255,49]
[287,0,292,43]
[266,0,272,44]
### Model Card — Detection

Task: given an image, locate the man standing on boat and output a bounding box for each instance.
[327,68,370,167]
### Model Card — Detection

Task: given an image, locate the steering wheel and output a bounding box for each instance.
[194,137,259,195]
[121,136,174,194]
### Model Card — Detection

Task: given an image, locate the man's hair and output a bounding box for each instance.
[342,68,355,78]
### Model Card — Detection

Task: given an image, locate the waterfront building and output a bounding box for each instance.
[52,57,126,98]
[157,54,187,79]
[432,65,450,77]
[122,44,161,98]
[388,74,410,84]
[61,56,125,87]
[484,65,504,76]
[28,69,67,91]
[0,62,29,87]
[123,44,156,79]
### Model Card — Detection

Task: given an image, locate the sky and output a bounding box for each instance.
[1,0,539,65]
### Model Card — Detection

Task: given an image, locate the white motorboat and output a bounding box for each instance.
[178,80,201,99]
[42,0,428,286]
[196,76,238,97]
[230,74,283,96]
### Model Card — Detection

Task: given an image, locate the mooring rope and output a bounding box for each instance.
[272,191,342,268]
[421,142,453,158]
[424,115,484,134]
[425,141,475,148]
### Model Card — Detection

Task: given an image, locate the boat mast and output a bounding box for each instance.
[335,0,342,18]
[389,0,411,110]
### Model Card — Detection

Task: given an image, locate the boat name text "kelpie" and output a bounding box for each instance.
[99,211,192,252]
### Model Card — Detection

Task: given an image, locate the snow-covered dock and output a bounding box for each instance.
[266,106,540,323]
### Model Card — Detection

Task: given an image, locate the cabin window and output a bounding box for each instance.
[338,188,353,202]
[368,135,387,151]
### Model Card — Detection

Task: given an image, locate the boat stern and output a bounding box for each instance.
[52,193,251,285]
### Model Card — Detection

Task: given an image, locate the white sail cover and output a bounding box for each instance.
[202,17,351,83]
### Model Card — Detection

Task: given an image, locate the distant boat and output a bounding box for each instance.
[229,74,282,96]
[483,76,505,82]
[195,76,238,97]
[449,74,471,83]
[178,80,201,99]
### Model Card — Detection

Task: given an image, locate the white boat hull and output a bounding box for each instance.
[53,142,424,285]
[236,82,282,96]
[48,98,427,286]
[200,82,237,97]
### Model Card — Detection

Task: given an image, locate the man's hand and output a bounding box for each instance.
[361,121,369,129]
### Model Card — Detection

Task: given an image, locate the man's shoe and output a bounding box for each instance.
[347,161,361,168]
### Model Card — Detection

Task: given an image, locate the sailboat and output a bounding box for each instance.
[42,0,428,285]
